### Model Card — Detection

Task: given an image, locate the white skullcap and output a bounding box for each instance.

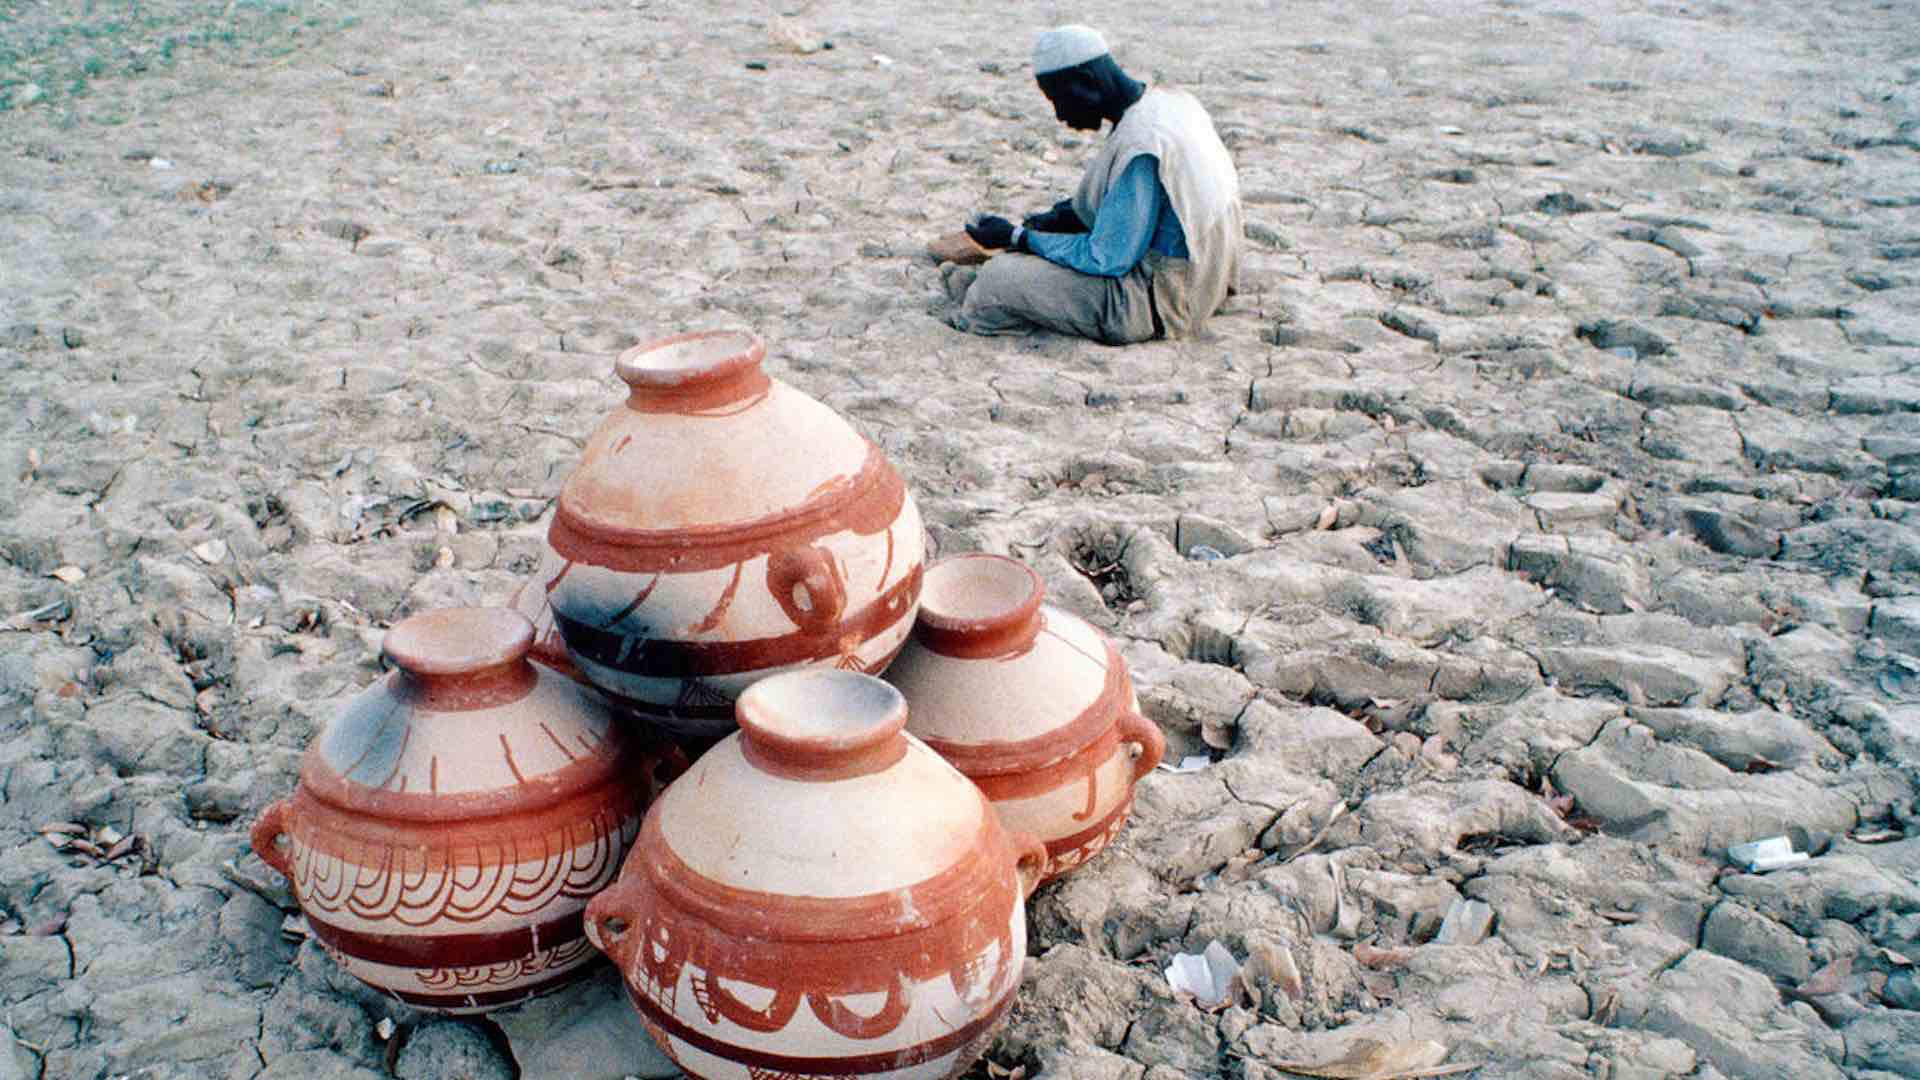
[1032,25,1108,75]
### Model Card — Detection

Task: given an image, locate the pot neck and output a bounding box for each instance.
[383,608,539,711]
[616,329,771,414]
[736,669,909,782]
[913,554,1045,660]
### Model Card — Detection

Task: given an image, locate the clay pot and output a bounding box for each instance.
[883,554,1166,884]
[585,668,1045,1080]
[250,608,674,1014]
[513,329,925,737]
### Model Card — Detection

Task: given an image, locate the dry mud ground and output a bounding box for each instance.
[4,0,1920,1077]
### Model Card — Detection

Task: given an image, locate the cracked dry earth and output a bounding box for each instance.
[3,0,1920,1077]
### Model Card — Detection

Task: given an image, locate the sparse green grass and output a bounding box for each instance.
[0,0,354,111]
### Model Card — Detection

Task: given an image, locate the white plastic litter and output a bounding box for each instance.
[1165,940,1240,1007]
[1727,835,1810,873]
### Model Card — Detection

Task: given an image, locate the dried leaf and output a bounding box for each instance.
[1243,940,1304,1001]
[104,835,139,862]
[1850,828,1904,844]
[1316,503,1339,530]
[49,566,86,584]
[1354,941,1413,969]
[1219,848,1262,885]
[39,822,87,838]
[1201,715,1236,750]
[1598,909,1641,924]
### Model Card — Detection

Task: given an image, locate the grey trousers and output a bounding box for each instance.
[954,252,1160,345]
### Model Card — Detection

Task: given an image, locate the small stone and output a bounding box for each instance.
[393,1020,513,1080]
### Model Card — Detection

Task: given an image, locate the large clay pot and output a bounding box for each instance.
[584,668,1046,1080]
[250,608,673,1014]
[884,554,1165,884]
[514,329,925,737]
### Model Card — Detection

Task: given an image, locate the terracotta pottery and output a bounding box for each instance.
[584,668,1046,1080]
[250,608,673,1014]
[926,229,992,266]
[883,554,1166,884]
[513,329,925,738]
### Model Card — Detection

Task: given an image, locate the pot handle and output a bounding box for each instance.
[584,877,642,970]
[250,798,296,878]
[1118,709,1167,783]
[1010,831,1050,899]
[768,547,847,633]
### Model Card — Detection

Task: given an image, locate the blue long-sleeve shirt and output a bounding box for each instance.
[1023,155,1189,278]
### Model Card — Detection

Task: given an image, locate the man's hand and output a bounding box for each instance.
[1022,199,1088,235]
[965,215,1018,251]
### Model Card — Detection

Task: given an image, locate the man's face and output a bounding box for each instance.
[1038,74,1103,131]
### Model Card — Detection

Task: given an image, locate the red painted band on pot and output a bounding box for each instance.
[958,724,1125,802]
[629,984,1016,1075]
[294,734,643,827]
[914,637,1131,777]
[553,565,922,678]
[550,444,906,575]
[308,907,588,968]
[387,980,580,1012]
[280,784,643,882]
[627,811,1015,948]
[600,860,1020,1012]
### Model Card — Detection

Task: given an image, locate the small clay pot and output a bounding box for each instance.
[585,669,1045,1080]
[250,608,676,1014]
[514,329,925,737]
[884,554,1166,884]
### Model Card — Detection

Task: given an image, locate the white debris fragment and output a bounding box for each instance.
[1727,835,1810,873]
[1157,755,1212,774]
[1164,940,1240,1008]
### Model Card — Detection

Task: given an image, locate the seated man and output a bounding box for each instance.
[950,24,1243,344]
